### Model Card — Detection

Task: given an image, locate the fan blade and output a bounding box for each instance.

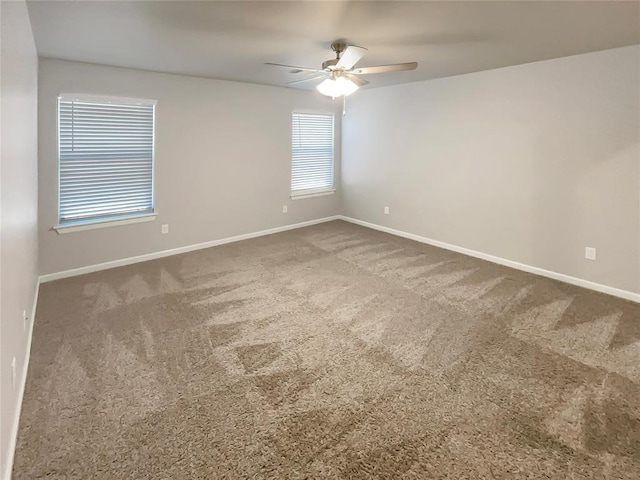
[346,74,369,87]
[265,63,322,74]
[336,45,368,70]
[286,74,327,85]
[351,62,418,75]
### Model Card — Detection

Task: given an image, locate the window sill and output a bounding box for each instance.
[291,189,336,200]
[54,213,157,234]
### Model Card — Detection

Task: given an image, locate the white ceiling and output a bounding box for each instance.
[27,1,640,91]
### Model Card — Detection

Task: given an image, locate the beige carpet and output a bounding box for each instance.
[14,220,640,478]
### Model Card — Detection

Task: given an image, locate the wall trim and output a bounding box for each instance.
[4,278,40,480]
[41,213,640,303]
[339,216,640,304]
[40,216,341,282]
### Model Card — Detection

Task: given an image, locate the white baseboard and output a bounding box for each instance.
[339,216,640,304]
[40,213,640,303]
[3,278,40,480]
[40,216,341,283]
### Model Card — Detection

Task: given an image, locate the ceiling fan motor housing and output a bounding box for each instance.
[322,58,339,70]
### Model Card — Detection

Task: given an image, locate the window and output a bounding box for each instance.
[291,112,335,198]
[57,94,156,228]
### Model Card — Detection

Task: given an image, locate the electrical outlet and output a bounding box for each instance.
[282,205,288,214]
[384,206,390,215]
[161,224,169,234]
[11,357,16,388]
[22,310,27,332]
[585,247,597,261]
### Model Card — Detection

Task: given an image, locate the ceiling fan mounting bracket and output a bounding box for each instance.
[331,42,347,57]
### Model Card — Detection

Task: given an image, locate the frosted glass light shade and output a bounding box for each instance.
[316,76,359,98]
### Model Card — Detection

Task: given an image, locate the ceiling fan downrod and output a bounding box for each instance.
[322,42,346,71]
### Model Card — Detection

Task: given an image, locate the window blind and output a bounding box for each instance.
[58,96,155,224]
[291,113,334,194]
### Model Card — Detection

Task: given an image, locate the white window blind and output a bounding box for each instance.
[58,95,155,225]
[291,113,334,195]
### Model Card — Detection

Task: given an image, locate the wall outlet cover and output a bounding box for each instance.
[384,206,390,215]
[161,224,169,234]
[282,205,288,214]
[585,247,597,261]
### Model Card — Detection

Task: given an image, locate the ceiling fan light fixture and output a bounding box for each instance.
[316,76,359,98]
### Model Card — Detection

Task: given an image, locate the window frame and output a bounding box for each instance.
[290,111,336,200]
[55,94,158,233]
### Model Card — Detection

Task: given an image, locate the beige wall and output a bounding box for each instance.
[342,46,640,294]
[38,59,342,275]
[0,0,39,476]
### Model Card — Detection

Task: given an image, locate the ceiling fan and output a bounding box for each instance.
[266,41,418,98]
